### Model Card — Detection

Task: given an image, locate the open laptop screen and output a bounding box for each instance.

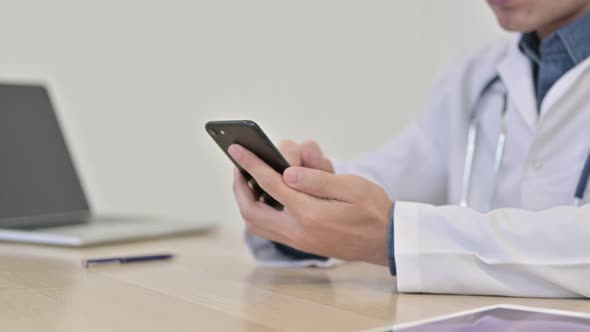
[0,84,89,226]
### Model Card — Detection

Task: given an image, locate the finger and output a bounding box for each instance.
[283,167,362,202]
[233,167,263,217]
[233,168,288,238]
[233,168,257,202]
[228,144,307,207]
[277,139,301,166]
[300,140,334,173]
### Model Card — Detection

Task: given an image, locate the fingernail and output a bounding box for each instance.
[283,168,300,185]
[228,145,242,160]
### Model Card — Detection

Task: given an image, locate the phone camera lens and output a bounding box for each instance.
[209,129,217,136]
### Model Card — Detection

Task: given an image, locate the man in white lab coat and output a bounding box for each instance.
[228,0,590,297]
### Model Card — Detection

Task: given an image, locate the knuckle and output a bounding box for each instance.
[302,139,318,147]
[235,156,251,170]
[302,140,321,153]
[278,140,302,165]
[255,175,274,192]
[278,139,297,152]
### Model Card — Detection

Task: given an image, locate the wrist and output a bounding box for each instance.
[367,200,394,267]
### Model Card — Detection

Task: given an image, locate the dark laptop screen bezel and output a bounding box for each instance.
[0,83,90,228]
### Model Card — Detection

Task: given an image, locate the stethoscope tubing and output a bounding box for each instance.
[461,75,589,208]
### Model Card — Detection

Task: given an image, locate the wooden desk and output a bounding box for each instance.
[1,227,589,331]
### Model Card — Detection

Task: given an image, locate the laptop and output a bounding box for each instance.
[0,83,215,246]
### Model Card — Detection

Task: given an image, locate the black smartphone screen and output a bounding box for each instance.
[205,120,328,261]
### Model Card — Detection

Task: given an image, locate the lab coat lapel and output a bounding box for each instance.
[539,56,590,119]
[496,38,538,131]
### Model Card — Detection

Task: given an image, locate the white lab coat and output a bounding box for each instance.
[246,36,590,298]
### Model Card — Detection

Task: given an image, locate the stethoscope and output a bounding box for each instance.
[460,75,590,208]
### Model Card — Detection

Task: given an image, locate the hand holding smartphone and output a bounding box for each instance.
[205,120,290,210]
[205,120,327,260]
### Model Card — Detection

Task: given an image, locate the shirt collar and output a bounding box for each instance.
[519,11,590,66]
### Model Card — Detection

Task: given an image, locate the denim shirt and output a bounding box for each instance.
[519,11,590,109]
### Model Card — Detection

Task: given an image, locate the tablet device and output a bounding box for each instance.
[367,304,590,332]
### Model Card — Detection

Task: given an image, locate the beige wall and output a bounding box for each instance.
[0,0,506,226]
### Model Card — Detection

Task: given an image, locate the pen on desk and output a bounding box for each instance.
[82,253,174,268]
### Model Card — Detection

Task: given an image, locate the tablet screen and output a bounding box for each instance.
[390,307,590,332]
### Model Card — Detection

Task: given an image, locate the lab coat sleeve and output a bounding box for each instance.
[394,201,590,298]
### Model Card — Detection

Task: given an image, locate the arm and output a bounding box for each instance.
[231,142,590,298]
[238,70,456,265]
[394,202,590,297]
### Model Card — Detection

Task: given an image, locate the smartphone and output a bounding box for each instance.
[205,120,328,261]
[205,120,290,210]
